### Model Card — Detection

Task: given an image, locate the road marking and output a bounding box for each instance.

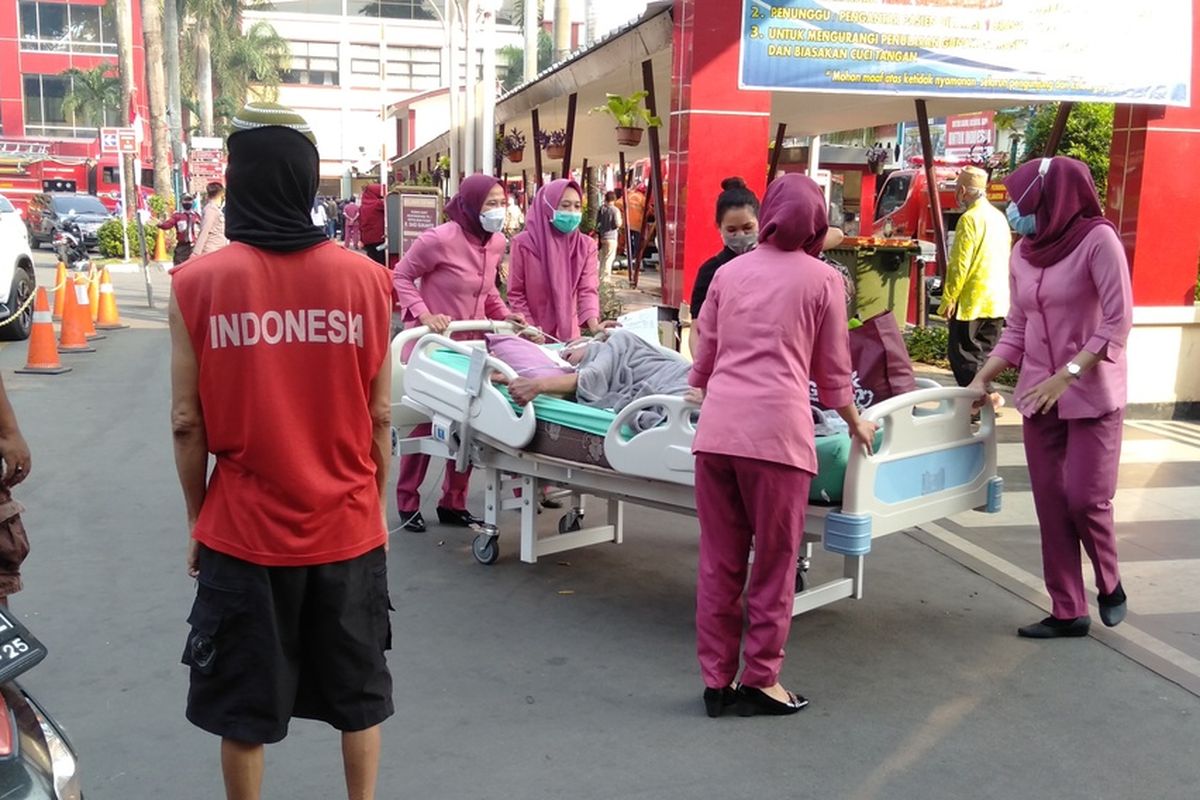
[1128,420,1200,449]
[910,520,1200,698]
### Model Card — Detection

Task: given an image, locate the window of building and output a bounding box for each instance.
[18,1,118,54]
[281,41,340,86]
[23,73,118,137]
[349,0,438,21]
[348,45,442,90]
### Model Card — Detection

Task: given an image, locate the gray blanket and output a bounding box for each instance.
[574,330,693,431]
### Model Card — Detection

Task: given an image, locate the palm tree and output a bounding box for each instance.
[59,65,122,131]
[143,0,172,196]
[182,1,290,136]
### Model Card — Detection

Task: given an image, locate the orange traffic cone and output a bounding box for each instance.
[153,229,168,262]
[16,287,71,375]
[51,261,67,321]
[95,268,128,331]
[87,265,100,322]
[78,275,105,341]
[58,275,95,354]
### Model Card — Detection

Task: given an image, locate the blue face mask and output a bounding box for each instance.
[552,210,582,233]
[1006,202,1036,237]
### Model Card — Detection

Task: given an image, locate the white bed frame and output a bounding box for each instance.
[391,322,1002,616]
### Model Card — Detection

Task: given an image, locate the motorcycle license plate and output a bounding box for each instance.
[0,606,47,683]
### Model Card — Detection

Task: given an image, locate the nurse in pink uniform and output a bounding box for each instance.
[507,178,606,342]
[969,156,1132,638]
[393,174,526,532]
[689,174,877,718]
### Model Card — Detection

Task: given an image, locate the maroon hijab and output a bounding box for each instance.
[757,173,829,257]
[1003,156,1116,268]
[445,174,504,246]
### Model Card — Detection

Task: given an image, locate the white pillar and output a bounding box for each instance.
[446,0,460,195]
[523,0,538,82]
[480,1,498,177]
[463,0,477,176]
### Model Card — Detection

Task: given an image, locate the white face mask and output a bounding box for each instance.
[479,207,506,233]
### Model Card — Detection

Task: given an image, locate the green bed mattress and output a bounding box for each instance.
[425,346,858,503]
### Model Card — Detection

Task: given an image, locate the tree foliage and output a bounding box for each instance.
[1021,102,1114,197]
[59,65,122,129]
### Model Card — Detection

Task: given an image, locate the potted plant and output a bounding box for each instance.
[502,128,526,162]
[536,128,568,160]
[590,91,662,148]
[865,142,889,175]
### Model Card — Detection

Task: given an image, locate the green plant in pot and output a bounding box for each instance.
[591,91,662,148]
[535,128,568,160]
[502,128,526,162]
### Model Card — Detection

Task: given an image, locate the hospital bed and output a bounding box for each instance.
[391,321,1002,616]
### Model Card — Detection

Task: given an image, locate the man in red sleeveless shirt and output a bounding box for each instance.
[169,102,394,800]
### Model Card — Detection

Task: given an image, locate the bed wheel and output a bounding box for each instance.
[558,509,584,534]
[795,555,810,593]
[472,533,499,565]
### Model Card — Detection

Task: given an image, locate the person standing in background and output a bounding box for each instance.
[0,374,32,608]
[310,198,328,235]
[392,174,528,533]
[359,184,388,266]
[343,195,361,250]
[968,156,1132,639]
[689,178,760,358]
[940,166,1011,397]
[324,196,339,240]
[159,194,202,266]
[595,191,622,280]
[192,182,228,258]
[508,178,609,343]
[503,194,525,238]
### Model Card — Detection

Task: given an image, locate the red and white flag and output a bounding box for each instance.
[129,89,145,147]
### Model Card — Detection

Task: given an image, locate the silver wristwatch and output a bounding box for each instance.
[1066,362,1083,380]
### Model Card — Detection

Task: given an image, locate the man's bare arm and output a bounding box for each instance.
[368,349,392,507]
[168,293,208,531]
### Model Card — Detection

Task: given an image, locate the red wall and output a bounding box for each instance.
[0,0,148,160]
[1106,1,1200,306]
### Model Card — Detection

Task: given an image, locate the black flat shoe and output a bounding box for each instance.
[398,510,425,533]
[540,497,563,510]
[1099,583,1128,628]
[1017,615,1091,638]
[702,686,739,718]
[436,506,483,527]
[736,686,809,717]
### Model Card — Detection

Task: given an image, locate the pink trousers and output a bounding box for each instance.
[1023,406,1124,619]
[694,452,812,689]
[395,423,472,512]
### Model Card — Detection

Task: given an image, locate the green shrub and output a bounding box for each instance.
[96,219,140,259]
[600,277,624,321]
[905,325,949,368]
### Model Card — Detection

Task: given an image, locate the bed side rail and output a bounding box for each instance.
[604,395,700,485]
[825,386,1001,554]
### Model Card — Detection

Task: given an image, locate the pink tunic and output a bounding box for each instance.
[393,220,511,336]
[507,234,600,342]
[990,225,1132,419]
[689,244,854,473]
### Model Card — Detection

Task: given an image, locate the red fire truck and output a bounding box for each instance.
[0,140,147,217]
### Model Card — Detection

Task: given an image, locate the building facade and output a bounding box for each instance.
[246,0,522,194]
[0,0,147,156]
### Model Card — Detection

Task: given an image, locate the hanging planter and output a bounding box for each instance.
[501,128,526,163]
[536,128,568,160]
[615,126,644,147]
[591,91,662,149]
[866,142,889,175]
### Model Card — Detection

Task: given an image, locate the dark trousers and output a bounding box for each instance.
[947,317,1004,387]
[172,241,193,266]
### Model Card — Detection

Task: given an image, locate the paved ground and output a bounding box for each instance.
[1,254,1198,799]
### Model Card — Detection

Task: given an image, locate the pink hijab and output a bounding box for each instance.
[757,173,829,257]
[511,178,594,335]
[446,173,504,246]
[1004,156,1117,268]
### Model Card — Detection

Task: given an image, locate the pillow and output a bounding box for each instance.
[485,334,575,378]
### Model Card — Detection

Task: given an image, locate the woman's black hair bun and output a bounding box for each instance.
[721,176,747,192]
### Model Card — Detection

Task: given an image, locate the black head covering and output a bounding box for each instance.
[224,127,329,252]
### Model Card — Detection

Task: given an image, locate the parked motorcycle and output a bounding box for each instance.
[0,606,81,798]
[52,218,91,272]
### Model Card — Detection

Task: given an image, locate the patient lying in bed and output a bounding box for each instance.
[496,329,692,432]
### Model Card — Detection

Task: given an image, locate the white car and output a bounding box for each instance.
[0,193,36,341]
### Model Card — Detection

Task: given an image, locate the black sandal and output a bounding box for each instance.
[398,510,426,533]
[702,686,739,718]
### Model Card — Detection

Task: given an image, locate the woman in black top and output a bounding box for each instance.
[688,177,760,358]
